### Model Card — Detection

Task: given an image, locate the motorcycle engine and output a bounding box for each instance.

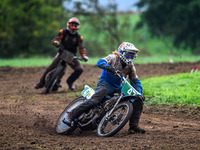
[78,108,100,131]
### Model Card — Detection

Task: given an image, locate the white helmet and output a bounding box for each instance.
[118,42,140,65]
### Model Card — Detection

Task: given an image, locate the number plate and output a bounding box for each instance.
[60,50,74,63]
[81,85,95,99]
[121,81,140,96]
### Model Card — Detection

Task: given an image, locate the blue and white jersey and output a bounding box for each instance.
[97,53,142,94]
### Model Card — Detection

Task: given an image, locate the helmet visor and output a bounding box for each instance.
[124,52,137,59]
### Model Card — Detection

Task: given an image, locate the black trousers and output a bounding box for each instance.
[39,53,83,85]
[129,97,144,128]
[70,85,108,119]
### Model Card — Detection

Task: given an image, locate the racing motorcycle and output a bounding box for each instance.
[44,45,83,94]
[56,71,142,137]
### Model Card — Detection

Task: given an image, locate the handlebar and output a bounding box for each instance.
[59,44,87,62]
[73,56,84,61]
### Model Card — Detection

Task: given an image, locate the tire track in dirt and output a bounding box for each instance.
[0,62,200,149]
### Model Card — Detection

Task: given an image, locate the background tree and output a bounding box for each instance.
[136,0,200,53]
[0,0,66,58]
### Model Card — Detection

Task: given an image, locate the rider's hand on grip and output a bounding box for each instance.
[106,66,117,75]
[137,95,145,102]
[82,56,89,62]
[53,40,60,47]
[58,44,65,53]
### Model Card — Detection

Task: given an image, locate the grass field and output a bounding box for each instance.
[142,72,200,106]
[0,55,200,67]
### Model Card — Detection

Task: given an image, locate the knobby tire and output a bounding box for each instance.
[56,97,86,135]
[44,65,63,94]
[97,101,133,137]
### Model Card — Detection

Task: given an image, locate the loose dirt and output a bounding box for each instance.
[0,62,200,150]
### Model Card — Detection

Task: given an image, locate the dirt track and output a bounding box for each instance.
[0,62,200,150]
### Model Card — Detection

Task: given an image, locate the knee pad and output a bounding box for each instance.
[75,67,83,74]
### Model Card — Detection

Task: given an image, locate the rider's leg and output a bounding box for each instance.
[63,85,108,126]
[129,95,146,134]
[34,54,61,89]
[73,85,108,117]
[52,67,66,91]
[67,58,83,90]
[63,80,119,126]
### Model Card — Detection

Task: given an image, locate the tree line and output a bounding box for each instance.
[0,0,66,58]
[0,0,199,58]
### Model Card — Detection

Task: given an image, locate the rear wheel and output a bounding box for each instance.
[56,97,86,134]
[97,101,133,137]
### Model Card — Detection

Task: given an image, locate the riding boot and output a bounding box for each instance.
[129,97,146,134]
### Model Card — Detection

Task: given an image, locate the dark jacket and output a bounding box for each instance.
[51,29,86,57]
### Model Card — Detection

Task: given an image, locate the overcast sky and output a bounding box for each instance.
[99,0,140,11]
[64,0,140,12]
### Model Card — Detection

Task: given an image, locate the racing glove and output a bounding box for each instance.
[52,40,60,48]
[137,95,145,102]
[82,56,89,62]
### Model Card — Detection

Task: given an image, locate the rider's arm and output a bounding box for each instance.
[129,65,143,94]
[97,59,116,74]
[78,36,87,57]
[51,29,63,47]
[78,35,88,61]
[130,78,143,94]
[97,59,111,70]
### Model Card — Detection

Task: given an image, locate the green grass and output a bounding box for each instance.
[0,57,100,67]
[142,72,200,106]
[0,55,200,67]
[137,55,200,64]
[0,57,52,67]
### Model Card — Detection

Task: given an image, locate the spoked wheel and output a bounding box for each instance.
[44,65,63,94]
[56,97,86,135]
[97,101,133,137]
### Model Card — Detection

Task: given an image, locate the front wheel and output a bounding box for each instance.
[44,65,63,94]
[56,97,86,134]
[97,101,133,137]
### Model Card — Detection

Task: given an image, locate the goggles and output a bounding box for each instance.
[124,52,137,59]
[69,23,79,30]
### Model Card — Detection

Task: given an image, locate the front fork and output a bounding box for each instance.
[107,93,123,117]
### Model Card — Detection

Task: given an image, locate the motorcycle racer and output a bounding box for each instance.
[34,17,88,91]
[65,42,146,134]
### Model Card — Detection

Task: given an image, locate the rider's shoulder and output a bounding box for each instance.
[103,54,118,63]
[107,53,117,59]
[59,29,68,34]
[76,32,82,38]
